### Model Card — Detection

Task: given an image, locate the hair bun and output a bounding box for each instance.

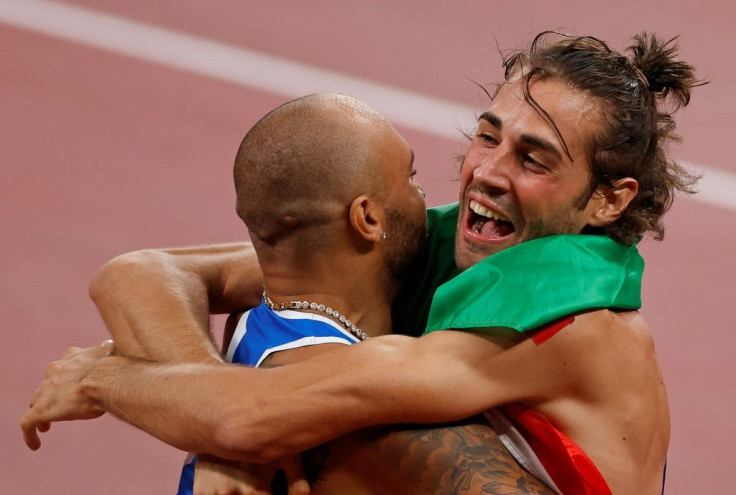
[627,33,703,110]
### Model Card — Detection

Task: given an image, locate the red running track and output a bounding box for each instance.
[3,1,735,493]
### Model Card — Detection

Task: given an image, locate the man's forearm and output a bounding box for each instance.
[89,243,263,363]
[81,357,241,455]
[78,350,376,461]
[80,355,315,462]
[79,332,507,462]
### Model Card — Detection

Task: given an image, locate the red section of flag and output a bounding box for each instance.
[502,403,612,495]
[531,316,575,345]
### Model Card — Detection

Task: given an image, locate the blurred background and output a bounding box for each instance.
[2,1,734,493]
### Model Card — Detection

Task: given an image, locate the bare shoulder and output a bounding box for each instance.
[537,310,654,357]
[537,312,669,492]
[563,310,655,360]
[526,309,663,409]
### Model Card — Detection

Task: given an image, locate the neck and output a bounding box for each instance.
[263,292,372,340]
[259,257,395,339]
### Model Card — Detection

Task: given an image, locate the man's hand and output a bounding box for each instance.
[194,454,310,495]
[21,340,114,450]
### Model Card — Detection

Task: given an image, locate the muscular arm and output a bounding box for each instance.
[72,319,600,462]
[24,311,616,465]
[88,243,263,363]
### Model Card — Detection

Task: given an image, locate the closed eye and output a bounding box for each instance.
[523,154,549,172]
[476,132,499,145]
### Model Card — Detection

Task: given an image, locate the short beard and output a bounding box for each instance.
[524,205,586,242]
[384,207,428,289]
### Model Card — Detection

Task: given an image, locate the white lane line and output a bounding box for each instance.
[0,0,471,139]
[1,0,734,212]
[686,163,736,212]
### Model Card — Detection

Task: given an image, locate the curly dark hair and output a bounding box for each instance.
[502,31,706,244]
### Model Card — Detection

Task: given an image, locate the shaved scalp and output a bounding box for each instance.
[234,93,389,246]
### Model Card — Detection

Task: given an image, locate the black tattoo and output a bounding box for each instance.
[362,419,554,495]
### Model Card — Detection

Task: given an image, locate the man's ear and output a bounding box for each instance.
[586,178,639,227]
[348,195,384,243]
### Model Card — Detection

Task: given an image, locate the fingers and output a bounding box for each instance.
[20,411,42,451]
[288,479,311,495]
[279,455,310,495]
[48,343,113,378]
[23,341,113,453]
[62,347,83,358]
[29,387,40,408]
[44,360,62,379]
[60,341,113,361]
[92,340,115,360]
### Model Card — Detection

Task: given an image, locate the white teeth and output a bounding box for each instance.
[469,200,509,222]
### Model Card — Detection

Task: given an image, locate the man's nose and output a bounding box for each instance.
[414,180,426,199]
[472,148,513,192]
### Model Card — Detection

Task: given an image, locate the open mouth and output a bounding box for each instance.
[468,200,515,239]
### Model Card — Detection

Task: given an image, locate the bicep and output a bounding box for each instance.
[307,331,521,425]
[379,330,528,422]
[355,327,584,423]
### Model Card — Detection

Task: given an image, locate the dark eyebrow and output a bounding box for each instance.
[479,111,502,130]
[480,111,564,162]
[520,134,563,161]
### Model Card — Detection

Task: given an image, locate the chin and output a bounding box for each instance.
[456,233,525,270]
[454,239,494,270]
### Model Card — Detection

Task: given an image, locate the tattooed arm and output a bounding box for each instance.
[309,420,554,495]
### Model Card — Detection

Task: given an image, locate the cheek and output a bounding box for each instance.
[413,194,428,223]
[459,157,477,192]
[400,185,427,222]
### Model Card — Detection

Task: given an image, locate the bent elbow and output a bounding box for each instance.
[89,250,162,303]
